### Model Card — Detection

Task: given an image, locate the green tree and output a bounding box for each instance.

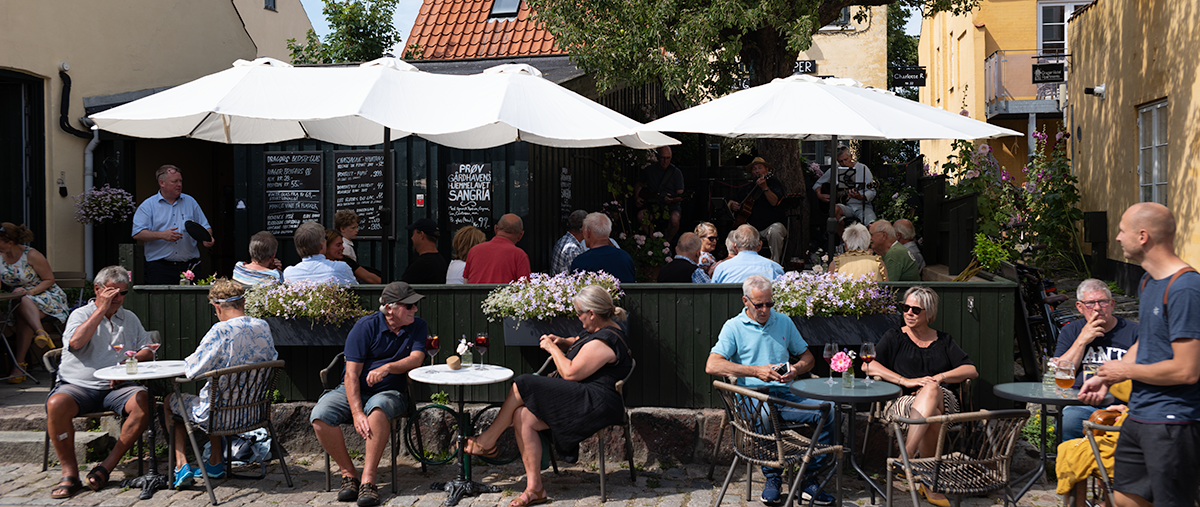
[877,3,921,164]
[287,0,403,64]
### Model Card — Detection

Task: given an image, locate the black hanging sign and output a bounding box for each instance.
[1032,63,1065,84]
[333,150,389,238]
[890,66,927,87]
[264,152,322,238]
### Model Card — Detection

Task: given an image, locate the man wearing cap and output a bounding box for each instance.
[132,164,214,284]
[728,157,789,264]
[311,282,428,507]
[813,145,876,225]
[464,213,531,284]
[400,218,448,284]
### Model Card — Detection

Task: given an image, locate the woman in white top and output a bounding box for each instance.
[446,226,485,284]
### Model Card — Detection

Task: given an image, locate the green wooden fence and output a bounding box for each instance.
[122,279,1016,409]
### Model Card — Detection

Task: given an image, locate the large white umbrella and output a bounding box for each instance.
[645,74,1020,140]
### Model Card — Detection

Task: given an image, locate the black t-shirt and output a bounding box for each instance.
[343,257,384,283]
[401,252,448,284]
[876,327,972,395]
[733,176,788,230]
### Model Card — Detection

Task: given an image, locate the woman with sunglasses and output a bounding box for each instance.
[1,222,70,383]
[694,222,719,274]
[869,286,977,506]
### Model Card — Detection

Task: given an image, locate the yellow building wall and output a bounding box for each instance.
[233,0,315,60]
[1067,0,1200,265]
[798,6,889,89]
[0,1,260,272]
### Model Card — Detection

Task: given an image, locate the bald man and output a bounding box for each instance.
[1079,203,1200,507]
[463,214,531,284]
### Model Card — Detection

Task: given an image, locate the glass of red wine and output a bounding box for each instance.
[861,342,876,385]
[425,335,440,365]
[823,343,837,385]
[147,342,161,361]
[475,332,490,370]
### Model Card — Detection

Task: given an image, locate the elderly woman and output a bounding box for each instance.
[1,222,70,383]
[233,231,282,287]
[829,222,887,281]
[463,285,632,507]
[446,226,486,284]
[163,279,278,489]
[868,286,977,506]
[694,222,719,272]
[325,229,382,284]
[708,230,739,277]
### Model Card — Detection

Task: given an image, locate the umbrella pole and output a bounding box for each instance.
[827,135,840,256]
[384,127,393,282]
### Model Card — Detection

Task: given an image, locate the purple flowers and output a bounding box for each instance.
[244,280,372,326]
[772,271,897,318]
[482,271,623,322]
[72,185,137,225]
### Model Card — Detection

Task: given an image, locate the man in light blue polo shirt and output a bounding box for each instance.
[712,224,784,284]
[282,222,356,284]
[132,165,213,284]
[705,275,834,505]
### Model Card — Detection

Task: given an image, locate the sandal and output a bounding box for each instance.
[34,329,55,349]
[464,437,498,458]
[86,464,109,492]
[918,484,950,507]
[50,476,83,499]
[7,362,28,384]
[508,488,549,507]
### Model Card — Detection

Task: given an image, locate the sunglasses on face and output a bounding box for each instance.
[898,304,924,315]
[703,236,718,240]
[118,290,130,296]
[747,300,775,310]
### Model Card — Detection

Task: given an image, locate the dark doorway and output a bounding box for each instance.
[0,70,46,252]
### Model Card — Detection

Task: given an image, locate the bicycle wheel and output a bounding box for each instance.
[471,403,520,465]
[405,403,459,466]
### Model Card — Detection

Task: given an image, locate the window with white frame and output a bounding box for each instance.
[1038,1,1088,54]
[820,7,852,30]
[1138,100,1169,205]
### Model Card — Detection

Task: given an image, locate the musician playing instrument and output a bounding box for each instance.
[635,146,685,241]
[813,145,876,224]
[728,157,788,264]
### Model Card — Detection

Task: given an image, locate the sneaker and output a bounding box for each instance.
[193,461,226,479]
[337,476,360,502]
[800,479,835,506]
[172,464,194,490]
[356,482,379,507]
[760,476,782,504]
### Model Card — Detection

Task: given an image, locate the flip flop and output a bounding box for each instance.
[50,476,83,499]
[464,437,498,458]
[86,464,109,492]
[508,488,549,507]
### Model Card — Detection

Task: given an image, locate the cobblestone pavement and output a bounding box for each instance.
[0,453,1064,507]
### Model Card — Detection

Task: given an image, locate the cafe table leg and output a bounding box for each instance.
[430,385,501,506]
[120,395,169,499]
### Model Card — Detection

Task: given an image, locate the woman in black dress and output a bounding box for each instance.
[868,287,978,505]
[464,285,632,507]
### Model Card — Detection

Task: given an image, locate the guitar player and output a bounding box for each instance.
[727,157,788,264]
[813,145,876,224]
[635,146,685,242]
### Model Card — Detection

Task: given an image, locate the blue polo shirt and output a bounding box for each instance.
[345,312,427,396]
[132,192,210,262]
[711,309,810,391]
[712,251,785,284]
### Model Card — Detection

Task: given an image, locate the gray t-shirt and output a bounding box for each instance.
[60,302,150,390]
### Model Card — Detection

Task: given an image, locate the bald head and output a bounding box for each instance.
[676,232,701,259]
[1118,202,1177,266]
[495,214,524,241]
[1127,202,1175,242]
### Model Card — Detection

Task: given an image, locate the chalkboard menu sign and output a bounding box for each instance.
[447,163,492,229]
[334,150,389,238]
[559,167,572,222]
[265,152,323,237]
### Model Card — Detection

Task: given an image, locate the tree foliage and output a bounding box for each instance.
[287,0,403,64]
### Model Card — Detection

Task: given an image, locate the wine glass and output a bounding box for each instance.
[860,343,876,385]
[146,342,161,361]
[425,335,440,366]
[475,333,490,370]
[111,343,125,366]
[823,343,837,385]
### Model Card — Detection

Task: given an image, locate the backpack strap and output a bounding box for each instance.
[1163,267,1198,308]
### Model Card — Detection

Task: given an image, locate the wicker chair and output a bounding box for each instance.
[711,380,843,507]
[170,360,293,506]
[885,409,1030,507]
[536,355,637,502]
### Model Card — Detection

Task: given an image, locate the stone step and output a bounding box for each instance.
[0,431,109,465]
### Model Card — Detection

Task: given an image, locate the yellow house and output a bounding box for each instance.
[1067,0,1200,281]
[916,0,1083,176]
[0,0,311,277]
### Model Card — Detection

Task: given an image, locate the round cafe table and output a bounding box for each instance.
[993,381,1086,500]
[409,364,514,506]
[94,360,187,499]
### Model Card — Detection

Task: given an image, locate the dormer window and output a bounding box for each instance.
[490,0,520,19]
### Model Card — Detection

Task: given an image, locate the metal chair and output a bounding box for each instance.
[1073,420,1122,507]
[863,377,973,455]
[885,409,1031,507]
[537,355,637,502]
[41,347,144,474]
[319,352,422,495]
[711,380,843,507]
[170,360,293,505]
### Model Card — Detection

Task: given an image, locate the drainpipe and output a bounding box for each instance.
[80,118,99,279]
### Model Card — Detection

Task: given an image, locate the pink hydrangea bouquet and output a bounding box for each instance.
[830,349,857,373]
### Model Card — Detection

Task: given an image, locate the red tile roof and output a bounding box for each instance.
[408,0,565,60]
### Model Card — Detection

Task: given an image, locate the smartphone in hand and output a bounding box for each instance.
[773,362,791,376]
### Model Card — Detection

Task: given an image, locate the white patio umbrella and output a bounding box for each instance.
[645,74,1020,140]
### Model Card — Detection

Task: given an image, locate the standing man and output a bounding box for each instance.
[311,282,427,507]
[870,220,919,282]
[894,219,926,272]
[570,213,636,283]
[132,165,213,284]
[657,232,711,283]
[728,157,789,264]
[712,224,784,284]
[634,146,685,242]
[813,146,875,225]
[1079,203,1200,507]
[463,214,531,284]
[705,276,835,505]
[551,210,588,274]
[400,218,447,284]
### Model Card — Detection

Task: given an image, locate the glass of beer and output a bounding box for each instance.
[1055,362,1077,393]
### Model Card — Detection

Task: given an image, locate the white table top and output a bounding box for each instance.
[94,360,187,381]
[409,364,514,386]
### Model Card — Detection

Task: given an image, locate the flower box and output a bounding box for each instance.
[502,316,584,347]
[264,317,356,347]
[790,314,900,347]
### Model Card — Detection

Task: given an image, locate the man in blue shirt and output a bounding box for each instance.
[1080,203,1200,507]
[311,282,427,507]
[131,165,213,284]
[712,224,784,283]
[706,275,834,505]
[282,222,356,285]
[570,213,636,283]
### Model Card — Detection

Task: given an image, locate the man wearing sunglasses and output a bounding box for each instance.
[311,282,427,506]
[706,276,835,505]
[1052,278,1138,441]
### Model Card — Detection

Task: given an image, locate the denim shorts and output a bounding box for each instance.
[309,384,405,426]
[48,381,147,417]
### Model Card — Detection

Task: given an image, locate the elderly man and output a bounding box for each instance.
[870,220,919,281]
[894,219,926,272]
[813,146,875,224]
[635,146,685,241]
[400,218,447,284]
[132,165,214,284]
[551,210,589,274]
[45,266,153,498]
[282,222,356,284]
[570,212,636,283]
[657,232,711,283]
[728,157,789,264]
[706,275,835,505]
[1080,203,1200,507]
[464,214,531,284]
[712,224,784,284]
[311,282,427,506]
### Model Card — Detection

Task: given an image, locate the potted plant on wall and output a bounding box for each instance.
[481,271,623,346]
[245,280,372,346]
[772,271,899,351]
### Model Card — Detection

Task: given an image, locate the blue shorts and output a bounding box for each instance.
[48,381,147,417]
[310,384,405,426]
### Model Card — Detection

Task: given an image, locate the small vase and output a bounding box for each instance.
[841,368,855,388]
